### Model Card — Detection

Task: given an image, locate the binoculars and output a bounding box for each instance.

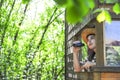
[72,41,84,47]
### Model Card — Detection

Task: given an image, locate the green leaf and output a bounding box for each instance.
[113,3,120,15]
[104,11,111,23]
[97,10,111,23]
[22,0,30,4]
[54,0,95,24]
[54,0,68,6]
[86,0,95,9]
[77,0,90,17]
[97,11,106,23]
[66,6,82,24]
[66,0,74,7]
[54,0,73,8]
[66,0,91,24]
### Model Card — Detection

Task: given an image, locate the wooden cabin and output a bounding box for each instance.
[65,0,120,80]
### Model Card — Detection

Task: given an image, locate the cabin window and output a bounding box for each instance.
[104,21,120,66]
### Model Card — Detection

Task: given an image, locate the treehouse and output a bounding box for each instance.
[65,0,120,80]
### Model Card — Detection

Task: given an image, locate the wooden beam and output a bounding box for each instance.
[96,22,104,66]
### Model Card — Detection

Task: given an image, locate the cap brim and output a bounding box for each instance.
[81,28,95,43]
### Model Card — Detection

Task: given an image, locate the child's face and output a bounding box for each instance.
[87,35,96,50]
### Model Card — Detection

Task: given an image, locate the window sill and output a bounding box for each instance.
[91,66,120,72]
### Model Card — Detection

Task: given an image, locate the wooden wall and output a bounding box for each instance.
[101,73,120,80]
[65,12,95,80]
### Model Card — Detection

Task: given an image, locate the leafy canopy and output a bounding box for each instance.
[54,0,95,24]
[54,0,120,24]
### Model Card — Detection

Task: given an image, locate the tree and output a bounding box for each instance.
[0,0,65,79]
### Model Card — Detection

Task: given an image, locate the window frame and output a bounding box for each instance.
[94,16,120,72]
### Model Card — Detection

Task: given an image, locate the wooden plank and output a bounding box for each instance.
[93,72,101,80]
[101,78,120,80]
[101,73,120,78]
[68,24,73,33]
[96,22,104,66]
[66,72,93,80]
[77,72,93,80]
[67,39,73,49]
[110,12,120,20]
[92,66,120,72]
[65,14,69,80]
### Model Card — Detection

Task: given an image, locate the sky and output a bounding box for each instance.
[105,21,120,41]
[25,0,55,24]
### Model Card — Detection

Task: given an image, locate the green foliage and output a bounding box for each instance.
[54,0,73,8]
[97,10,111,23]
[88,0,95,9]
[54,0,95,24]
[66,5,83,24]
[67,0,94,24]
[54,0,68,6]
[113,3,120,15]
[81,40,88,60]
[54,0,120,24]
[0,0,64,79]
[22,0,31,4]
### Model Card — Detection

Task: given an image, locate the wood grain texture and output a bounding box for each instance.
[101,78,120,80]
[101,73,120,78]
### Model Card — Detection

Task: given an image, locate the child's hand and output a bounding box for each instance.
[83,61,95,70]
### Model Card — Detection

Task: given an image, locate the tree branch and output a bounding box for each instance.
[1,0,16,45]
[13,3,29,45]
[37,7,58,49]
